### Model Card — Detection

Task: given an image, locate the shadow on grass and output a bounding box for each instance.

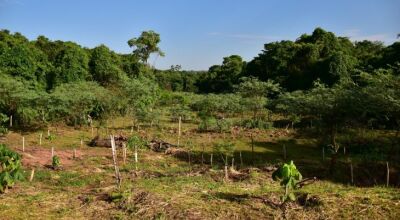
[169,138,400,187]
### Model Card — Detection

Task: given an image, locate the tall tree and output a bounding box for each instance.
[127,31,164,64]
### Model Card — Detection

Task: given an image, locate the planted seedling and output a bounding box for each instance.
[52,155,61,170]
[272,160,302,203]
[127,135,147,171]
[213,141,235,181]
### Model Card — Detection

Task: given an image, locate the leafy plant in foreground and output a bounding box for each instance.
[0,144,24,193]
[272,160,302,202]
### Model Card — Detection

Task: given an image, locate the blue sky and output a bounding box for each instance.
[1,0,399,70]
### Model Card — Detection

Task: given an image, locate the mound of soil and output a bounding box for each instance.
[89,135,127,148]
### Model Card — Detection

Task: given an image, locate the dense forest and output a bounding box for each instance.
[1,27,399,130]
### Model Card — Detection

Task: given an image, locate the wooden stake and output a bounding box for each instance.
[251,133,254,161]
[122,143,127,164]
[283,144,287,160]
[177,116,181,147]
[110,135,121,189]
[51,147,54,158]
[9,115,12,127]
[134,146,138,171]
[39,133,42,146]
[22,136,25,152]
[240,151,243,168]
[80,139,83,148]
[29,169,35,182]
[386,161,390,187]
[224,157,229,181]
[350,163,354,185]
[201,145,205,166]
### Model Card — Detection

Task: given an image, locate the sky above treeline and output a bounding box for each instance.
[0,0,399,70]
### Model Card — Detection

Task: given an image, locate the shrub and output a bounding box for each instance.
[0,144,24,193]
[239,118,273,129]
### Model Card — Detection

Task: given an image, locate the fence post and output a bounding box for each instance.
[110,135,121,189]
[386,161,390,187]
[177,116,181,147]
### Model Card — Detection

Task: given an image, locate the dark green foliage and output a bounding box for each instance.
[0,144,24,193]
[197,55,245,93]
[47,42,90,88]
[89,44,125,85]
[239,118,273,130]
[0,113,8,135]
[272,161,302,202]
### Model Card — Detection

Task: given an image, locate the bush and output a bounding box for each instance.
[239,118,273,129]
[170,105,192,122]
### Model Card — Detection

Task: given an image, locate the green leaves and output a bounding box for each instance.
[272,161,302,202]
[213,142,236,160]
[127,135,147,151]
[0,144,24,193]
[52,155,61,168]
[128,30,164,63]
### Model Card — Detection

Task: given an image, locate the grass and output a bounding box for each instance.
[0,116,399,219]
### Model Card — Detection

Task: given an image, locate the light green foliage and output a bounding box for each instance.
[0,74,46,127]
[213,141,235,165]
[52,155,61,168]
[49,81,112,125]
[123,76,160,125]
[0,144,24,193]
[127,135,147,151]
[236,77,280,122]
[47,133,56,141]
[272,161,302,202]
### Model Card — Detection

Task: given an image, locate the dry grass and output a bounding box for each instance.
[0,117,399,219]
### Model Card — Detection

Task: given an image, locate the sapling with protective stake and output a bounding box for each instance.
[185,140,195,173]
[213,141,236,181]
[127,135,146,171]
